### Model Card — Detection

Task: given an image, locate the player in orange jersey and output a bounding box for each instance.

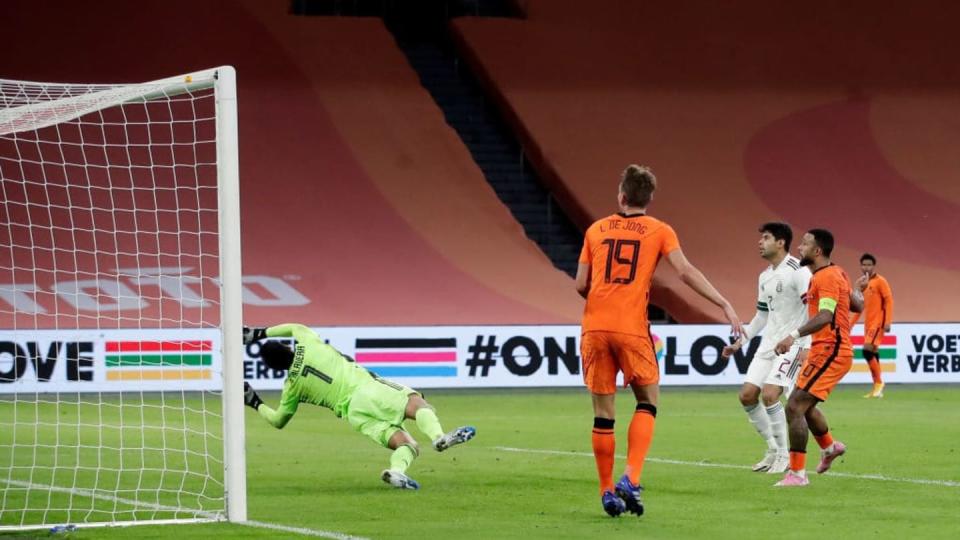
[850,253,894,398]
[576,164,743,516]
[773,229,863,487]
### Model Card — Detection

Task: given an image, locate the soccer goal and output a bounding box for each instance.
[0,67,246,530]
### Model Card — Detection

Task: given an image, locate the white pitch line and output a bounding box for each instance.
[494,446,960,488]
[0,478,370,539]
[0,478,218,519]
[242,520,370,540]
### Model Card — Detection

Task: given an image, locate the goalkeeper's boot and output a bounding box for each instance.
[433,426,476,452]
[614,474,644,516]
[752,450,777,472]
[381,469,420,490]
[601,490,626,517]
[816,441,846,474]
[774,470,809,487]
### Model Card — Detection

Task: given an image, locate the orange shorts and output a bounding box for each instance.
[864,327,885,348]
[796,343,853,401]
[581,331,658,394]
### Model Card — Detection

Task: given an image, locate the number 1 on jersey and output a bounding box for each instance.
[302,365,333,384]
[601,239,640,284]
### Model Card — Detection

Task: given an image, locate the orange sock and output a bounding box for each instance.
[592,418,616,494]
[789,451,806,472]
[867,359,883,384]
[625,404,657,485]
[814,431,834,449]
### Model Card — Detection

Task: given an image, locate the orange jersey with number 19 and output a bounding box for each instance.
[579,213,680,336]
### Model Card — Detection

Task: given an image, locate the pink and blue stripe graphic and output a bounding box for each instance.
[355,338,458,378]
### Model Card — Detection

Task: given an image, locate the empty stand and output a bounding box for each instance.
[0,0,584,327]
[452,0,960,322]
[383,5,583,280]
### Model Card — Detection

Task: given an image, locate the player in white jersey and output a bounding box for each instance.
[723,223,811,474]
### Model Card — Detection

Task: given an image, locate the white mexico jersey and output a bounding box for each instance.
[755,255,812,353]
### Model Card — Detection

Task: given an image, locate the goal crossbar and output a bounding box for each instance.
[0,68,220,136]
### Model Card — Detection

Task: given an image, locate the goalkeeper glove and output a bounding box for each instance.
[242,326,267,345]
[244,382,263,410]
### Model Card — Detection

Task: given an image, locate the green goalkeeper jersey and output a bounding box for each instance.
[256,323,372,428]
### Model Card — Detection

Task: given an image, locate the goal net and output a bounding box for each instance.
[0,67,246,530]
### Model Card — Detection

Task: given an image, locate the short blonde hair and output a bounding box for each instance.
[620,164,656,207]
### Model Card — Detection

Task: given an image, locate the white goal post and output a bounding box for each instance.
[0,66,246,530]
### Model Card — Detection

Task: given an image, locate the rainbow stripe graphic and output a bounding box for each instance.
[105,340,213,381]
[354,338,457,378]
[850,334,897,373]
[652,334,665,362]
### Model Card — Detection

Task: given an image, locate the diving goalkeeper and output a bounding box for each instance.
[242,323,476,490]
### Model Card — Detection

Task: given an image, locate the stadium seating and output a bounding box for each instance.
[0,0,584,327]
[3,0,956,325]
[452,0,960,322]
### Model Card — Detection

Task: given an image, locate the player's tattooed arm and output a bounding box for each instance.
[774,309,833,354]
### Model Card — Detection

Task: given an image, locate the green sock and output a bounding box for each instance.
[415,408,445,441]
[389,444,417,474]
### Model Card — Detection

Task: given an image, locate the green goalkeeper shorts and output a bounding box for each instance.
[346,376,418,447]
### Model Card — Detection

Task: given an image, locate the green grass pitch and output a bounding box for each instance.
[1,385,958,539]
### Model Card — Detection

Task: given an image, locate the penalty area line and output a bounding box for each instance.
[493,446,960,488]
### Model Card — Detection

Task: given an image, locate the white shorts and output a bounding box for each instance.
[744,344,805,390]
